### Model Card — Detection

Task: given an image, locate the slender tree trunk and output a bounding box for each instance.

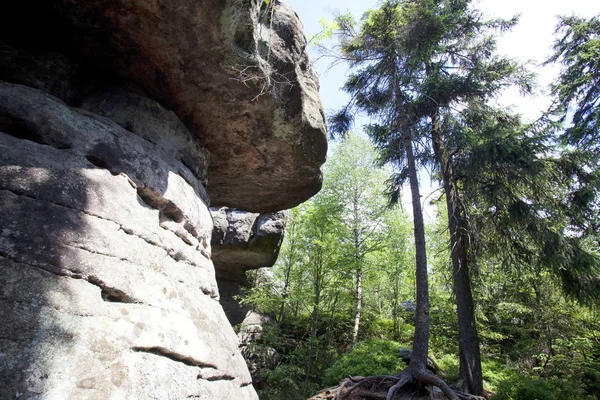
[389,110,459,400]
[392,285,400,341]
[400,118,430,371]
[429,104,484,396]
[352,266,363,344]
[278,250,293,323]
[304,242,322,397]
[384,68,458,400]
[278,218,297,323]
[351,195,363,345]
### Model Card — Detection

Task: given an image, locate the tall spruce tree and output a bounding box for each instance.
[450,13,600,308]
[545,14,600,259]
[330,1,462,398]
[330,0,532,396]
[546,14,600,152]
[454,107,600,308]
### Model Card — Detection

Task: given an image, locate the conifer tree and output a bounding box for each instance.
[329,0,532,396]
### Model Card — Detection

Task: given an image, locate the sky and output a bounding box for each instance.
[284,0,599,218]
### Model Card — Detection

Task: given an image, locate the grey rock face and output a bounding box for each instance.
[0,83,256,399]
[0,0,324,397]
[81,87,210,186]
[211,208,288,277]
[238,311,279,390]
[3,0,328,212]
[210,208,287,325]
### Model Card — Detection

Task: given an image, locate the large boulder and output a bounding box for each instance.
[0,82,255,399]
[1,0,328,213]
[211,207,287,325]
[237,311,280,390]
[211,208,288,277]
[0,0,326,398]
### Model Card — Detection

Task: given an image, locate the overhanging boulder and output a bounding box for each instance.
[2,0,327,212]
[0,0,325,397]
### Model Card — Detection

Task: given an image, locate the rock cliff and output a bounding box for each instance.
[0,0,326,398]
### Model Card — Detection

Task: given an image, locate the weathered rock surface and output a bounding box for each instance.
[0,83,255,399]
[3,0,328,212]
[81,87,210,186]
[1,0,325,397]
[211,208,287,325]
[211,208,288,277]
[238,311,280,390]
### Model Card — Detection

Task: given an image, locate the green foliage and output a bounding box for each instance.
[259,364,307,400]
[493,375,559,400]
[547,14,600,151]
[481,360,518,393]
[436,354,460,383]
[492,374,597,400]
[323,339,406,386]
[308,17,340,46]
[240,135,418,398]
[240,8,600,394]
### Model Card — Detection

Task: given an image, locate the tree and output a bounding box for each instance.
[406,4,534,394]
[545,14,600,266]
[326,133,390,344]
[243,131,416,398]
[300,195,346,397]
[378,208,415,342]
[546,14,600,152]
[330,2,467,398]
[278,207,302,323]
[454,105,600,308]
[329,0,534,396]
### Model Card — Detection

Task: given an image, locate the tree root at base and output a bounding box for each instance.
[319,367,487,400]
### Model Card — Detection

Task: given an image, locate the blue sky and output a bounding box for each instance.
[285,0,599,217]
[287,0,598,123]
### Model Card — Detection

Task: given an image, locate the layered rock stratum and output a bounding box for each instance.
[0,0,326,398]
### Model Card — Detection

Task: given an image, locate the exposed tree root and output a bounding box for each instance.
[322,367,488,400]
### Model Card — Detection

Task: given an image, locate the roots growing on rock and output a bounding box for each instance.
[325,366,487,400]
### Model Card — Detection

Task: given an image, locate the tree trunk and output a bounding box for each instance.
[351,193,363,345]
[279,217,297,323]
[278,245,294,323]
[429,106,484,396]
[304,238,323,397]
[392,291,400,341]
[384,105,459,400]
[382,66,458,400]
[400,118,430,371]
[352,267,363,344]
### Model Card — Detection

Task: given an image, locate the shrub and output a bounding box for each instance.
[323,339,405,386]
[435,354,460,383]
[492,375,559,400]
[481,360,518,393]
[491,374,596,400]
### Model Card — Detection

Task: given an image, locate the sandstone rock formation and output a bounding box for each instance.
[0,83,253,399]
[0,0,327,398]
[3,0,328,212]
[211,208,287,325]
[237,311,280,390]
